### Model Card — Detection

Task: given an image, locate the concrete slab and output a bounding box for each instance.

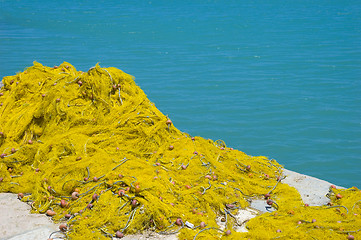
[282,169,341,206]
[0,193,57,240]
[6,227,58,240]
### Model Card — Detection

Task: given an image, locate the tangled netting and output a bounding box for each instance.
[0,62,360,240]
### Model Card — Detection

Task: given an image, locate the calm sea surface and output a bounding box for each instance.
[1,0,360,188]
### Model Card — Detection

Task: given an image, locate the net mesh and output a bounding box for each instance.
[0,62,360,239]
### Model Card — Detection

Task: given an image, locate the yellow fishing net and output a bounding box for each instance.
[0,62,360,239]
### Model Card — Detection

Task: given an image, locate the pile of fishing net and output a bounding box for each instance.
[0,62,360,239]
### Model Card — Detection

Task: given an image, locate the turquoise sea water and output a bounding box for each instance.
[1,0,360,188]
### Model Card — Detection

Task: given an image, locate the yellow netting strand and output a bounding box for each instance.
[0,62,360,240]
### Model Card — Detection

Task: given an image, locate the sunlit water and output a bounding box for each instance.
[1,0,360,187]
